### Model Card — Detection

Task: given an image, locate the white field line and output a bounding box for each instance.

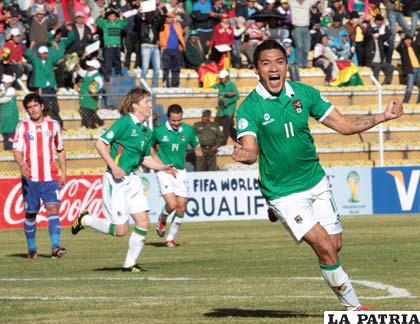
[0,277,417,301]
[289,277,413,300]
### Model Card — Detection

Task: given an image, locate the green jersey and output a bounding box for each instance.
[99,114,152,173]
[152,122,200,169]
[211,80,240,117]
[79,71,103,110]
[236,81,333,200]
[96,17,128,46]
[0,88,18,133]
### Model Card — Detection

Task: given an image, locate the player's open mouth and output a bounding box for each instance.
[269,76,281,87]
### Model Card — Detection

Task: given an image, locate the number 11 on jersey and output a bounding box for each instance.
[284,122,295,138]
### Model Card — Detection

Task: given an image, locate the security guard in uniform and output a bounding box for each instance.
[193,109,224,171]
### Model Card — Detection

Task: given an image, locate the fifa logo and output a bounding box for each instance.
[347,171,360,203]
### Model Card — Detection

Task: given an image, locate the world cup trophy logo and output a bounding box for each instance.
[347,171,360,203]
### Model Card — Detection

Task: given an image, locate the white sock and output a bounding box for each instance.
[82,215,112,234]
[320,262,361,309]
[166,215,183,241]
[159,206,172,223]
[123,227,147,268]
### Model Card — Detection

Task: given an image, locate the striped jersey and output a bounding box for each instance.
[13,117,64,182]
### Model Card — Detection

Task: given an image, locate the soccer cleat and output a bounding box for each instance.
[27,250,38,259]
[71,210,89,235]
[166,240,178,248]
[122,265,144,273]
[267,208,278,223]
[156,220,166,238]
[51,247,67,259]
[347,305,369,311]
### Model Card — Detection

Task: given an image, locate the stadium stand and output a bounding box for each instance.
[1,73,418,174]
[0,0,418,176]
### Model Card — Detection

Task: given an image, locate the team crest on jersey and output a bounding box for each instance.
[106,131,114,139]
[162,135,170,142]
[294,215,303,224]
[180,134,186,141]
[26,131,35,141]
[292,100,302,113]
[237,118,248,130]
[44,130,52,137]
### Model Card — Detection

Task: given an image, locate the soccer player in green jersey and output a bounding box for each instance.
[232,40,404,310]
[71,88,176,272]
[152,104,203,247]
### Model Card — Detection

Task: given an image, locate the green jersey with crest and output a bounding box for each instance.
[99,114,152,173]
[152,122,200,169]
[236,81,333,200]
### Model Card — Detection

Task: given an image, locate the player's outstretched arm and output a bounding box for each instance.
[142,157,177,177]
[231,135,258,165]
[322,101,404,135]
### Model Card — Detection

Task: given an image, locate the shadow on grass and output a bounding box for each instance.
[145,242,169,247]
[7,253,51,259]
[94,267,149,272]
[204,308,322,319]
[94,267,125,272]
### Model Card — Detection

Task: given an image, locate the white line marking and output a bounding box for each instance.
[0,277,415,301]
[0,295,419,301]
[0,277,197,282]
[290,277,412,299]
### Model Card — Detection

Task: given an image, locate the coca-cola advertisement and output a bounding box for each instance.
[0,174,164,229]
[0,175,104,229]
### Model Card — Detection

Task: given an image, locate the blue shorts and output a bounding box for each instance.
[21,177,60,213]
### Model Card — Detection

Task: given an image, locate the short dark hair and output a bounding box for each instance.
[374,14,384,21]
[167,104,183,117]
[202,109,211,117]
[23,93,44,110]
[253,40,288,68]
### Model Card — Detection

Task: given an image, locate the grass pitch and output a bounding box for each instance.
[1,215,419,323]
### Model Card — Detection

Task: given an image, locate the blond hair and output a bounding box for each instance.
[118,88,151,115]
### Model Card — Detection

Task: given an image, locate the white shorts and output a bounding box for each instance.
[267,176,342,243]
[102,172,150,225]
[157,169,188,198]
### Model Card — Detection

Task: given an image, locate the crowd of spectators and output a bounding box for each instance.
[0,0,418,93]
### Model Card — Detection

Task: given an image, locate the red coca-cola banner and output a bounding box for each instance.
[0,175,104,229]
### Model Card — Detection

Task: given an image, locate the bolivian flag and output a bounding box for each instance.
[198,53,231,88]
[330,60,364,87]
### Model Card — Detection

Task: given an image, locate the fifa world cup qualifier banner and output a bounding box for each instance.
[184,171,268,221]
[0,167,380,229]
[326,167,373,216]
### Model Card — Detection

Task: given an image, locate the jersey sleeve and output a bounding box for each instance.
[307,85,334,122]
[53,120,64,151]
[235,101,258,139]
[12,122,25,152]
[99,118,125,144]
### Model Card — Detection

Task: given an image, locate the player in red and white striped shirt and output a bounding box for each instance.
[13,93,67,259]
